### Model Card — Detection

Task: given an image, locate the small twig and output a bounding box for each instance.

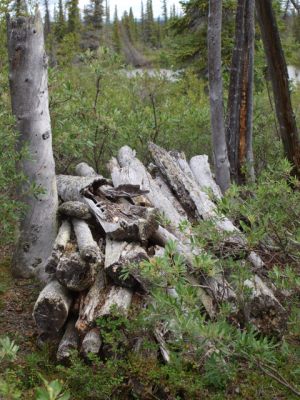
[257,362,300,397]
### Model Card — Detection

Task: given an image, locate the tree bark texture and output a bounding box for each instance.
[7,12,58,278]
[207,0,231,193]
[256,0,300,176]
[226,0,255,183]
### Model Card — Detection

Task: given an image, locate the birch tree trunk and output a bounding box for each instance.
[7,11,58,278]
[208,0,231,193]
[256,0,300,177]
[226,0,255,184]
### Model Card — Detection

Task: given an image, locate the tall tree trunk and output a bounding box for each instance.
[7,11,58,278]
[256,0,300,177]
[226,0,255,184]
[208,0,231,193]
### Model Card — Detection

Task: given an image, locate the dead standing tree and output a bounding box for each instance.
[7,11,58,278]
[207,0,231,193]
[256,0,300,177]
[226,0,255,184]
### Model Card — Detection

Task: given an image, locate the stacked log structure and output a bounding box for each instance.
[33,144,287,363]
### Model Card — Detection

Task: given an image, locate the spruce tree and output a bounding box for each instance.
[44,0,51,37]
[55,0,66,41]
[68,0,80,33]
[93,0,103,29]
[112,5,121,52]
[162,0,168,23]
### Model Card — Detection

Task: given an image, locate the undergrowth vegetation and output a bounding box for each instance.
[1,167,300,398]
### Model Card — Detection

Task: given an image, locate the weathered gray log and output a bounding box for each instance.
[81,328,102,357]
[75,162,98,177]
[57,318,79,362]
[56,252,98,291]
[76,270,133,334]
[58,201,92,220]
[33,280,72,336]
[7,12,58,278]
[189,155,222,200]
[57,175,108,203]
[45,220,72,275]
[105,239,149,290]
[109,154,233,310]
[109,153,185,231]
[72,218,102,263]
[149,143,237,232]
[243,275,287,336]
[152,143,265,268]
[154,327,171,364]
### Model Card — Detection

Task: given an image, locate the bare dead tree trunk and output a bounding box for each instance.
[226,0,255,184]
[208,0,231,193]
[7,11,58,278]
[256,0,300,177]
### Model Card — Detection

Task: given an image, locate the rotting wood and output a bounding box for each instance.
[33,280,73,337]
[56,252,98,292]
[105,239,149,290]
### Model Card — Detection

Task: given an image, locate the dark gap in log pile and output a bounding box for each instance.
[33,145,287,365]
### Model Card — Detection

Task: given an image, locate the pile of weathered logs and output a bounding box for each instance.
[33,143,287,363]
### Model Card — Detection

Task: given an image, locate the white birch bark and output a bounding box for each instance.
[7,11,58,278]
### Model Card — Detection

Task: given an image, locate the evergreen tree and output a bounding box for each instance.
[145,0,155,46]
[68,0,80,33]
[141,0,145,41]
[162,0,168,23]
[55,0,66,41]
[93,0,103,29]
[44,0,51,37]
[112,5,121,52]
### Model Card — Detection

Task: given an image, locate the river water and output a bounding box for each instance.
[122,66,300,85]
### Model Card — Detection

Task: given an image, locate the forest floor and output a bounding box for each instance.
[0,250,40,356]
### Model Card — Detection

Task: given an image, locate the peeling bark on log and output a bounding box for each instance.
[81,328,102,357]
[189,155,222,200]
[33,280,72,336]
[57,318,79,362]
[56,252,98,292]
[84,196,158,243]
[59,201,92,220]
[105,239,149,290]
[72,218,102,263]
[7,12,58,278]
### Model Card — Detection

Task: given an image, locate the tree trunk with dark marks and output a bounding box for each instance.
[226,0,255,184]
[7,11,58,278]
[207,0,231,193]
[256,0,300,177]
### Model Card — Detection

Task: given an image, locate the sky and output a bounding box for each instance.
[78,0,183,19]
